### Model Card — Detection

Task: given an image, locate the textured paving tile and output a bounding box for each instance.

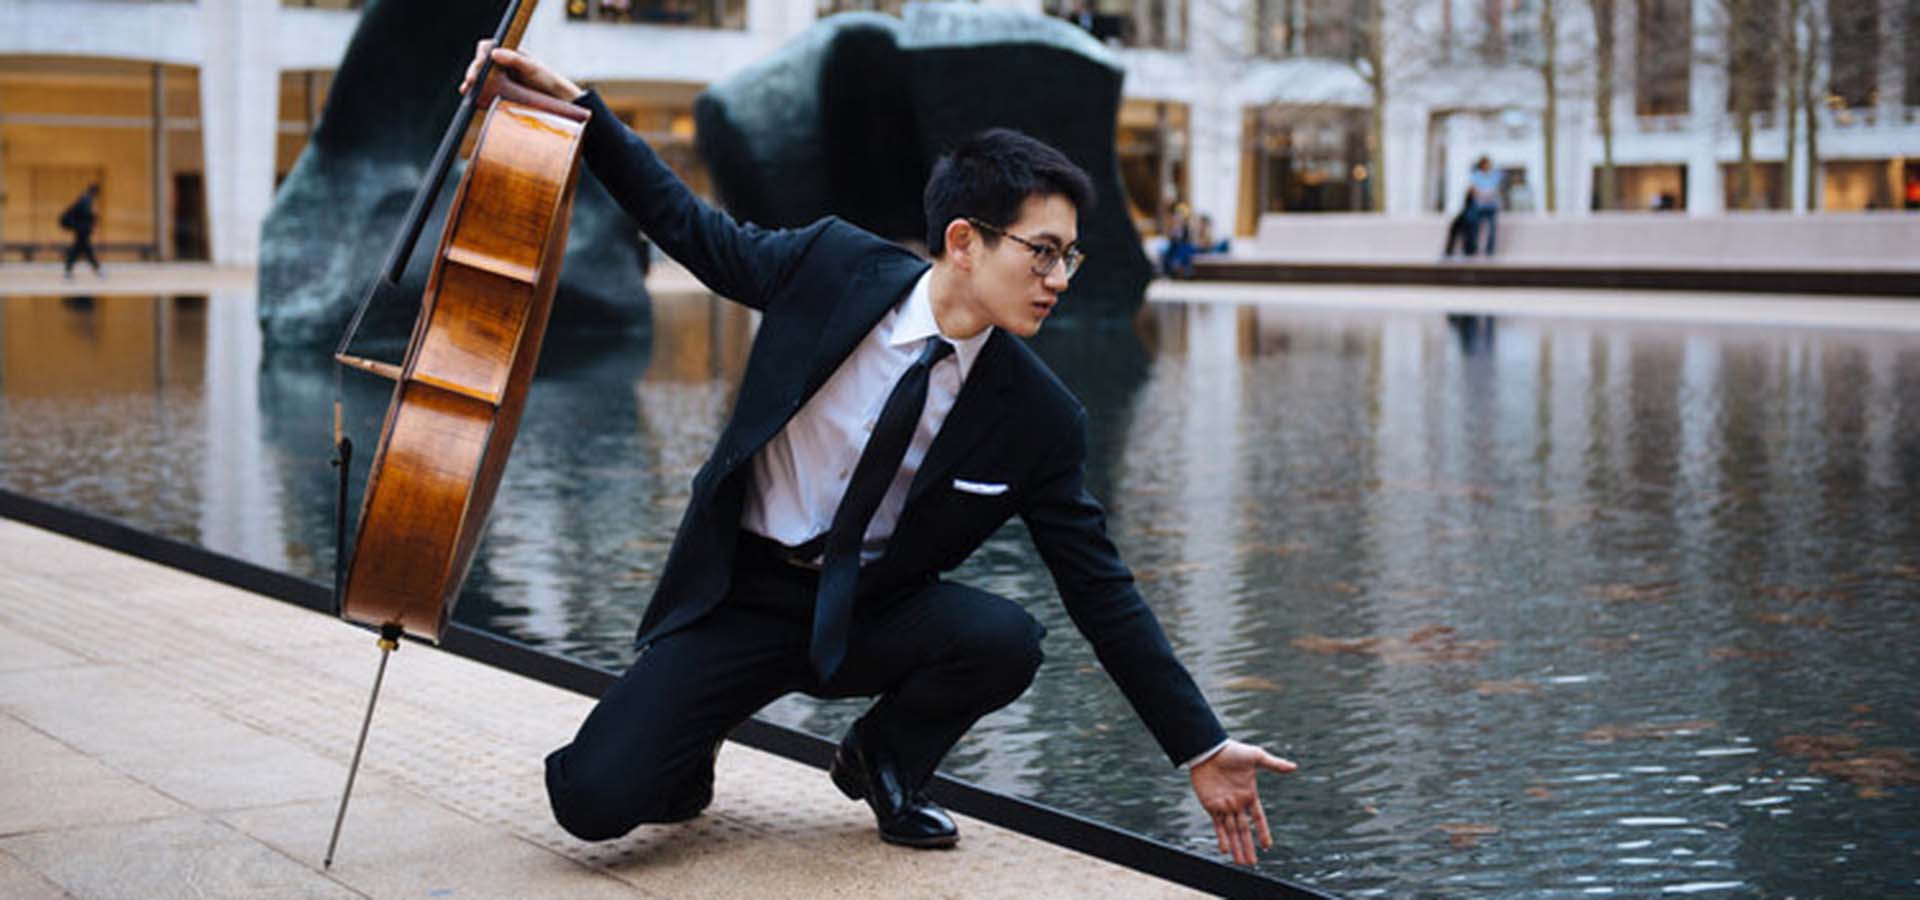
[0,519,1205,898]
[0,624,84,673]
[0,667,346,813]
[0,814,359,900]
[0,849,68,900]
[224,794,644,899]
[0,715,185,836]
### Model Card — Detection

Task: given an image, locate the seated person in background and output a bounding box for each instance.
[1463,156,1502,257]
[1440,193,1473,258]
[1160,205,1195,278]
[1194,214,1230,256]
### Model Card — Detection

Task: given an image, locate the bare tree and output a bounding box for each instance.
[1538,0,1562,211]
[1781,0,1813,209]
[1587,0,1619,209]
[1702,0,1783,210]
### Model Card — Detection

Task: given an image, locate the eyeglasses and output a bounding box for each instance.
[967,218,1086,279]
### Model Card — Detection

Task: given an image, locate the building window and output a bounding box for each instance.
[1049,0,1186,50]
[1252,0,1294,57]
[567,0,747,29]
[1241,105,1374,224]
[1481,0,1507,64]
[1635,0,1690,116]
[1822,159,1910,210]
[1595,163,1686,210]
[0,57,207,261]
[1907,0,1920,108]
[1725,0,1780,113]
[1827,0,1880,108]
[1303,0,1368,60]
[1117,100,1189,234]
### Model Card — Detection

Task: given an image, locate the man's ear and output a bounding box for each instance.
[943,218,976,271]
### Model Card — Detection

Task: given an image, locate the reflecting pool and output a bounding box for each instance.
[3,289,1917,897]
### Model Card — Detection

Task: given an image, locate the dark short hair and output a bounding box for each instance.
[923,128,1094,257]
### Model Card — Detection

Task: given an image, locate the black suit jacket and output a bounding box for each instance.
[576,91,1226,766]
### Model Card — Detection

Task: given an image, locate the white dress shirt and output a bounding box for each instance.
[742,270,991,562]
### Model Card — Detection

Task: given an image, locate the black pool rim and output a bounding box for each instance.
[0,487,1336,900]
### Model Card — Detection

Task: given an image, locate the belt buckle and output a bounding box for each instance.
[783,553,823,572]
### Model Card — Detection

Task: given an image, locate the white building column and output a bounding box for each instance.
[1683,0,1722,214]
[1187,0,1248,232]
[199,0,280,265]
[1383,100,1428,214]
[1561,94,1593,214]
[1189,95,1243,234]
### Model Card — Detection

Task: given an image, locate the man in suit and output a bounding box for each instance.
[464,43,1296,866]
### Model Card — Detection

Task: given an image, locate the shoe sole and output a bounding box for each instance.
[879,831,958,850]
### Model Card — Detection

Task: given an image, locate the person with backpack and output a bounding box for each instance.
[60,185,103,279]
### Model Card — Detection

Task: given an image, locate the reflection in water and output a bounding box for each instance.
[5,292,1920,897]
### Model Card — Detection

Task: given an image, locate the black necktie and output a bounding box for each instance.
[810,336,955,679]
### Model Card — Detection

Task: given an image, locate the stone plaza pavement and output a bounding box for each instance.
[0,519,1202,899]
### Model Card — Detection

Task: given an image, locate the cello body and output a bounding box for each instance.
[339,93,589,642]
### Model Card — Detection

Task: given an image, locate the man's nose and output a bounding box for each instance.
[1043,264,1071,293]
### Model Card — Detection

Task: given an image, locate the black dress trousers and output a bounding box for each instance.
[543,534,1046,842]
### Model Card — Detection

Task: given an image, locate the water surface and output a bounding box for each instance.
[3,290,1916,897]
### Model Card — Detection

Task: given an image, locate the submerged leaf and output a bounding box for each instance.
[1775,734,1862,760]
[1475,680,1541,696]
[1293,626,1497,665]
[1747,611,1832,629]
[1708,646,1790,664]
[1436,823,1500,848]
[1590,581,1680,603]
[1222,676,1285,693]
[1583,720,1717,742]
[1809,748,1920,789]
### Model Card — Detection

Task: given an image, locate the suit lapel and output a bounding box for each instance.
[800,254,931,398]
[906,329,1015,505]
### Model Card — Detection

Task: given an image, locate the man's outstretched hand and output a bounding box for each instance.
[1189,740,1298,865]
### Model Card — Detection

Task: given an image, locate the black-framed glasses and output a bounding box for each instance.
[967,218,1086,279]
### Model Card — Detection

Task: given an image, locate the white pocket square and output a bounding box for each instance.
[952,478,1010,496]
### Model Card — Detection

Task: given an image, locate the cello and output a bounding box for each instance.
[321,0,588,866]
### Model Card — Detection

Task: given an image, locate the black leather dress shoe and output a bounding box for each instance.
[829,721,958,849]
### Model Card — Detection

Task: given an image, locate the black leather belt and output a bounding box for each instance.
[737,531,825,573]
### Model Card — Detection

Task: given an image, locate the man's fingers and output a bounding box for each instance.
[1251,799,1274,849]
[1230,810,1253,864]
[1260,751,1298,774]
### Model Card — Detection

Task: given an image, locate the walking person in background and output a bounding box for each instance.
[59,184,103,280]
[1463,156,1501,257]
